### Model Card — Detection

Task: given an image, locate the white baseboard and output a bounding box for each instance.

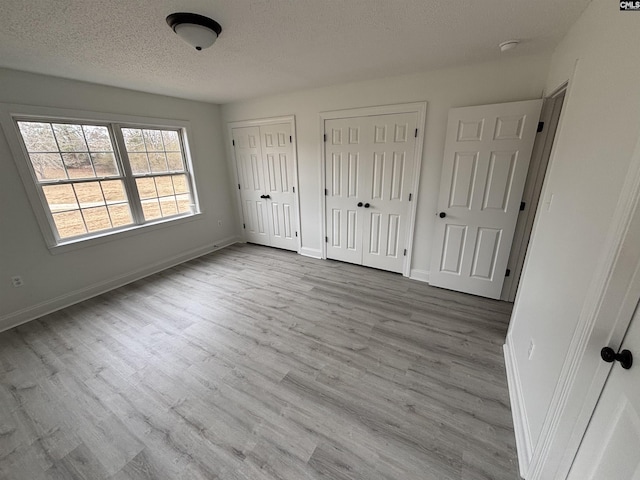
[0,236,239,333]
[504,336,533,478]
[410,269,430,283]
[298,246,323,259]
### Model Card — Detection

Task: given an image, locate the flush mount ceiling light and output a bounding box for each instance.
[166,12,222,51]
[499,40,519,52]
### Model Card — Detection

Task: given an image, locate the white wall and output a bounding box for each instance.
[221,54,550,270]
[507,0,640,456]
[0,68,236,329]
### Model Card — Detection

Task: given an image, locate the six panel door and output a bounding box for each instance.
[260,123,297,251]
[233,126,270,245]
[325,117,366,265]
[429,100,542,299]
[362,113,417,273]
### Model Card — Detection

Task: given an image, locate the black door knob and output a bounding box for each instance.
[439,212,447,218]
[260,194,271,199]
[364,203,370,208]
[601,347,633,370]
[357,202,363,207]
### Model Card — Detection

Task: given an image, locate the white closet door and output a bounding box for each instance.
[325,117,366,265]
[260,123,297,252]
[324,112,418,273]
[233,126,270,246]
[568,304,640,480]
[362,113,418,273]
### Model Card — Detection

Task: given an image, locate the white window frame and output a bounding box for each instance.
[0,103,202,254]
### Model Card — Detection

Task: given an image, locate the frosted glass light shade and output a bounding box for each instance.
[174,23,218,50]
[166,13,222,51]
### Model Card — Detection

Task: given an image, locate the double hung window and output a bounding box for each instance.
[7,114,199,248]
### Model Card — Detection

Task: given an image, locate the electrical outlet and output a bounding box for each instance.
[11,276,24,288]
[528,339,535,360]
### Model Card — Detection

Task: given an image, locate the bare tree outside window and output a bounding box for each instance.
[15,119,197,243]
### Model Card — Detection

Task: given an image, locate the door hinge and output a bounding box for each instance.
[323,134,327,142]
[408,193,412,201]
[414,128,418,138]
[325,236,328,243]
[403,249,407,256]
[243,223,246,229]
[520,201,526,211]
[232,139,235,146]
[324,188,328,195]
[506,269,511,277]
[537,121,544,133]
[290,135,292,143]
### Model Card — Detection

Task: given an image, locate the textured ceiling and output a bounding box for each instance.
[0,0,591,103]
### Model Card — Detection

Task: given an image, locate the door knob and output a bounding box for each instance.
[601,347,633,370]
[357,202,363,207]
[364,203,370,208]
[260,194,271,199]
[439,212,447,218]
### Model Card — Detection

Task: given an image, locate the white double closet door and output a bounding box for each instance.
[325,112,418,273]
[233,123,298,251]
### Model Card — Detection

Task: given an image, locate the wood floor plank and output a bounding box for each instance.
[0,243,518,479]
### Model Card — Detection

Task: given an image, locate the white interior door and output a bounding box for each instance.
[260,123,297,251]
[362,113,417,273]
[568,304,640,480]
[325,112,418,273]
[429,99,542,299]
[233,126,270,245]
[325,117,366,265]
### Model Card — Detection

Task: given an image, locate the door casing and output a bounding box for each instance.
[319,102,427,277]
[227,115,302,252]
[501,85,567,302]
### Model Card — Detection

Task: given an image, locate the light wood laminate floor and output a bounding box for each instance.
[0,244,518,480]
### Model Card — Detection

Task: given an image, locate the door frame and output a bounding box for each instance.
[227,115,302,253]
[521,100,640,477]
[501,84,567,301]
[319,102,427,276]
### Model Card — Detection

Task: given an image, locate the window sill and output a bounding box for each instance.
[48,212,203,255]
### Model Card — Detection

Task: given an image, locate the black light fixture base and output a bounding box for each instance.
[166,12,222,37]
